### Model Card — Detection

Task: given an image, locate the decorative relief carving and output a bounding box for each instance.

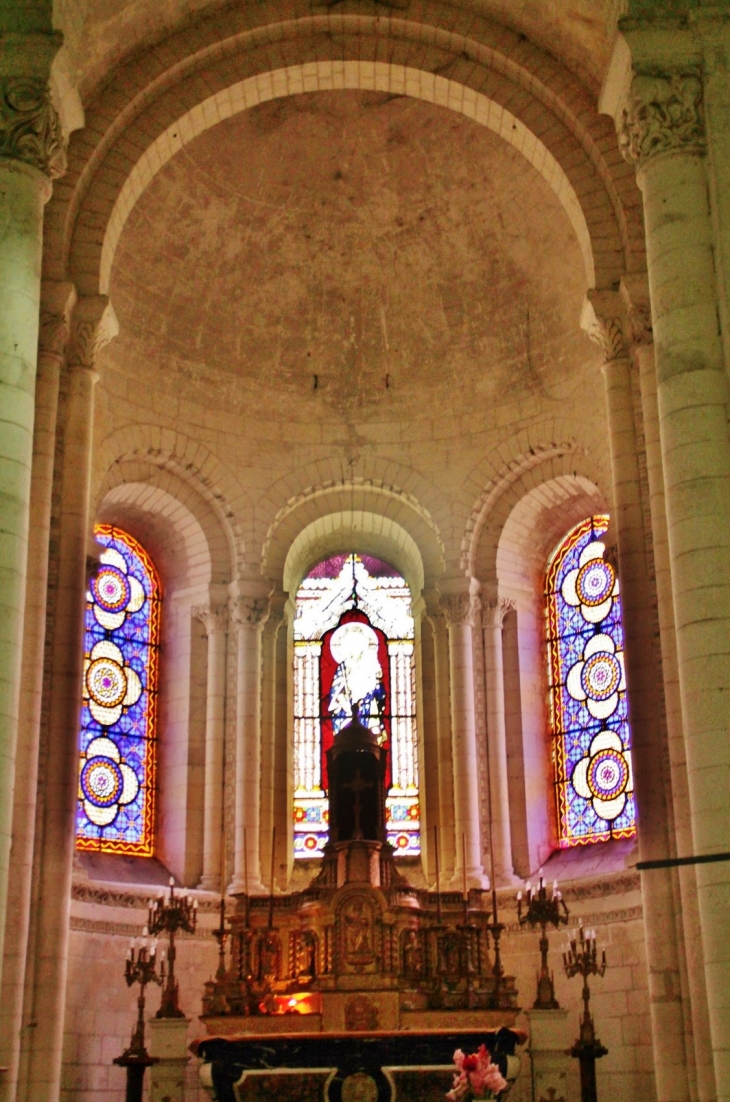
[441,592,481,628]
[344,994,380,1032]
[620,72,706,165]
[229,595,270,628]
[584,311,628,362]
[0,76,65,177]
[39,310,71,357]
[68,297,119,369]
[482,597,515,629]
[192,603,229,636]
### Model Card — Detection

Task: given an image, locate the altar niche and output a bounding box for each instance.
[200,715,520,1035]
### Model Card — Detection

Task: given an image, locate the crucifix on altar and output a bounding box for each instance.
[326,711,387,846]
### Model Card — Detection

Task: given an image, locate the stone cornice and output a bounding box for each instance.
[619,71,706,165]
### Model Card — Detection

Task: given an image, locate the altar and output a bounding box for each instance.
[193,716,524,1100]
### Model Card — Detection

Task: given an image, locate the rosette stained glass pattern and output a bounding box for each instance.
[546,515,636,847]
[293,554,419,859]
[76,525,161,854]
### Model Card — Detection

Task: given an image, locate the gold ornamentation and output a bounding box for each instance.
[0,76,65,177]
[344,994,379,1032]
[620,73,706,165]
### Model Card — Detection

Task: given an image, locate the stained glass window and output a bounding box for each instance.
[293,553,420,859]
[75,524,161,855]
[546,515,636,847]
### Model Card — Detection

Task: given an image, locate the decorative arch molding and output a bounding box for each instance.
[463,435,610,586]
[263,481,445,595]
[93,426,248,582]
[46,0,644,297]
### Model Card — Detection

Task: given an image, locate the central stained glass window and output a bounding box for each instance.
[75,524,161,855]
[546,515,636,847]
[293,553,420,859]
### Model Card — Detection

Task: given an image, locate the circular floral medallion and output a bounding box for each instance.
[91,565,131,613]
[86,657,127,709]
[587,748,628,800]
[576,559,615,608]
[81,755,124,808]
[580,651,621,701]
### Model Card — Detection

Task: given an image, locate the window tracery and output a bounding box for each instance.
[75,524,161,855]
[293,553,420,859]
[545,515,636,847]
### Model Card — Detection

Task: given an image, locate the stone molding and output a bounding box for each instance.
[192,602,229,636]
[619,71,706,165]
[71,880,223,913]
[0,74,65,178]
[482,597,515,629]
[67,295,119,370]
[440,592,482,628]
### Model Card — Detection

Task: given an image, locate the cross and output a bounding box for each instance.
[342,769,374,839]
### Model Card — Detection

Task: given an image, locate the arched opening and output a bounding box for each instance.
[292,553,420,860]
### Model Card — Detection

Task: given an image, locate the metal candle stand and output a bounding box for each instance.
[148,876,198,1018]
[563,925,608,1102]
[517,870,569,1009]
[113,930,161,1102]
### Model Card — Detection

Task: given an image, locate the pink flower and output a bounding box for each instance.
[447,1045,508,1100]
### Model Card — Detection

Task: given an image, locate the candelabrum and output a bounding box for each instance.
[517,870,569,1009]
[147,877,197,1018]
[563,925,608,1102]
[113,931,161,1102]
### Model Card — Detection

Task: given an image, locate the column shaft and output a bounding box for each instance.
[0,284,74,1102]
[231,597,268,893]
[195,606,228,891]
[442,594,484,886]
[0,159,51,996]
[21,296,116,1102]
[638,143,730,1099]
[482,601,515,885]
[596,320,689,1101]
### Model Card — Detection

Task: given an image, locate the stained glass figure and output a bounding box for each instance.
[75,525,161,855]
[293,553,420,859]
[545,516,636,847]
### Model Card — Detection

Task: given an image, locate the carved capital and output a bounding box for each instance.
[192,603,229,636]
[620,274,653,347]
[230,595,270,629]
[619,72,706,166]
[68,296,119,371]
[581,293,629,363]
[0,74,65,177]
[440,592,481,628]
[482,597,515,629]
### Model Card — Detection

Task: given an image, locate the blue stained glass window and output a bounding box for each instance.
[546,515,636,847]
[75,525,161,855]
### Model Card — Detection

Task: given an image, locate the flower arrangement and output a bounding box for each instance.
[446,1045,508,1101]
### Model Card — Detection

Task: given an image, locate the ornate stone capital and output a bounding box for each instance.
[0,74,65,177]
[620,274,653,347]
[229,595,270,629]
[68,296,119,371]
[192,603,229,636]
[482,597,515,629]
[581,292,629,363]
[619,71,706,166]
[440,592,481,629]
[39,280,76,359]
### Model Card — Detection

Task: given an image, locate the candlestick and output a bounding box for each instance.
[517,872,569,1009]
[148,878,197,1018]
[114,933,162,1101]
[564,925,608,1102]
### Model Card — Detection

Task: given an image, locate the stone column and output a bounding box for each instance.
[614,45,730,1099]
[260,593,286,889]
[526,1008,572,1102]
[428,605,456,881]
[628,276,716,1102]
[21,296,118,1102]
[193,603,228,892]
[0,32,64,1002]
[584,292,691,1102]
[417,608,439,882]
[230,590,269,894]
[0,282,75,1102]
[481,598,515,886]
[441,590,485,887]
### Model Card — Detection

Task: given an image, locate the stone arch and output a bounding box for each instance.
[45,1,644,299]
[93,425,249,580]
[262,480,445,595]
[463,430,610,585]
